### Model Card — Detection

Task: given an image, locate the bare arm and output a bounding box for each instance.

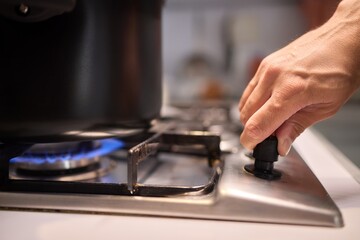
[239,0,360,156]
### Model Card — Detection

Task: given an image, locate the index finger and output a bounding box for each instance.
[240,95,301,150]
[239,77,258,112]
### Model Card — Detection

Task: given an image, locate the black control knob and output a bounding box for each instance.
[244,136,282,180]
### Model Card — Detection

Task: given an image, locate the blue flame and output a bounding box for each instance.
[10,139,124,165]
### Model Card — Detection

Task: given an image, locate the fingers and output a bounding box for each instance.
[240,95,301,152]
[239,79,272,125]
[239,77,258,113]
[239,58,282,125]
[238,59,268,112]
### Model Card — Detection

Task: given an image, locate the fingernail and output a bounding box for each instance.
[240,134,255,152]
[280,138,292,156]
[285,144,292,156]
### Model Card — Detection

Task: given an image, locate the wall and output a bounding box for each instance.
[162,0,307,102]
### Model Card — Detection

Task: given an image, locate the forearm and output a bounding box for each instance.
[285,0,360,89]
[336,0,360,23]
[330,0,360,86]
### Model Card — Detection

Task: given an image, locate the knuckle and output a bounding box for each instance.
[326,104,342,117]
[265,64,281,79]
[327,108,339,117]
[248,80,257,88]
[260,57,281,76]
[245,122,264,141]
[273,82,306,108]
[260,57,271,68]
[289,120,306,139]
[268,95,284,113]
[292,81,307,96]
[240,113,247,125]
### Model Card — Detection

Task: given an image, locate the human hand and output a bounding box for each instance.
[239,0,360,156]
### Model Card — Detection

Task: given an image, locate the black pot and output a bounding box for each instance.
[0,0,163,143]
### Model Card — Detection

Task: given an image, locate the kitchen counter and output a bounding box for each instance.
[1,129,360,240]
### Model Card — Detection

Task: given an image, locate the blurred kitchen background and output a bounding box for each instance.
[161,0,360,169]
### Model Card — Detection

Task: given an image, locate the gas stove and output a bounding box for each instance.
[0,103,342,227]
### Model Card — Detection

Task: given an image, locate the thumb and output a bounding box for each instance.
[275,109,324,156]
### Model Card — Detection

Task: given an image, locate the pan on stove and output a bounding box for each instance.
[0,0,163,143]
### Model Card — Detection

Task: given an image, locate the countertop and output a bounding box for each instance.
[1,129,360,240]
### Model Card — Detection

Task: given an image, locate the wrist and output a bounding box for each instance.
[331,0,360,45]
[326,0,360,85]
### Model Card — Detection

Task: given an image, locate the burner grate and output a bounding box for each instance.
[0,125,222,197]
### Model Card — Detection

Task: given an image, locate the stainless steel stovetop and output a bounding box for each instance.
[0,103,343,227]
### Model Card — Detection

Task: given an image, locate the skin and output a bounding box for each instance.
[239,0,360,156]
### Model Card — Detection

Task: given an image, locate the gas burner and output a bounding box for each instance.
[9,139,123,181]
[0,103,343,227]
